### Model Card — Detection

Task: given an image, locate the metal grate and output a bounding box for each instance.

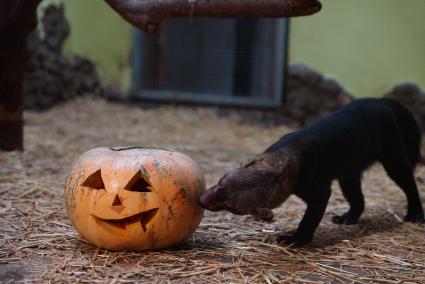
[131,18,288,108]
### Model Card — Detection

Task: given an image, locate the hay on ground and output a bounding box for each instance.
[1,97,425,283]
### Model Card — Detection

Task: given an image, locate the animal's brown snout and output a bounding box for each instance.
[199,184,224,211]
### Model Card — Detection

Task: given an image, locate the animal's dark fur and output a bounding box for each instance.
[200,98,424,245]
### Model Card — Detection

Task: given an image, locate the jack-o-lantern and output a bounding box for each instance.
[65,147,205,251]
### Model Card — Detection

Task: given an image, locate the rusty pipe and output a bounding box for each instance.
[104,0,321,32]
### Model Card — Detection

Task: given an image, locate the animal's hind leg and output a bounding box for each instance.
[382,160,424,223]
[332,174,364,225]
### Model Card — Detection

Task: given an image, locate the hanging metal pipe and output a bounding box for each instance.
[105,0,321,32]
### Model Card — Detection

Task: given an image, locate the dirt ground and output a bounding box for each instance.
[1,97,425,283]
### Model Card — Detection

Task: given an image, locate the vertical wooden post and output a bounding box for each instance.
[0,0,41,151]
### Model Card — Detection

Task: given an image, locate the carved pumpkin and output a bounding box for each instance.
[65,147,205,251]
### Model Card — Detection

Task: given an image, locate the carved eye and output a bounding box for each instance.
[82,169,105,189]
[125,170,152,192]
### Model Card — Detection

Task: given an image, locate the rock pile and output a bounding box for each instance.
[24,4,102,110]
[284,64,353,126]
[384,83,425,132]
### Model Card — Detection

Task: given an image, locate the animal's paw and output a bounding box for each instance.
[404,211,425,223]
[277,234,312,247]
[331,213,359,225]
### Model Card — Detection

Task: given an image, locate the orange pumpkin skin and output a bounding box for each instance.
[65,147,205,251]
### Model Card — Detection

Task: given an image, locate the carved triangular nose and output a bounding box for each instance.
[111,194,125,214]
[112,194,122,206]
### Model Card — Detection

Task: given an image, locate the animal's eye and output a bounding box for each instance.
[125,170,152,192]
[82,169,105,189]
[242,160,256,168]
[218,176,226,187]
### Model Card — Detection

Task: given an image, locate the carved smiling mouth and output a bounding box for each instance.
[94,208,158,232]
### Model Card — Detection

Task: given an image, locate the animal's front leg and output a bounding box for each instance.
[278,186,331,246]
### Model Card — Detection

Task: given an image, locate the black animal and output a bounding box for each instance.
[200,98,424,246]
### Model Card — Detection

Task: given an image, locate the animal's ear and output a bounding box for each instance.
[264,150,298,177]
[280,151,298,177]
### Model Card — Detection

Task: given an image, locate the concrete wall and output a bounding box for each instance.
[39,0,425,97]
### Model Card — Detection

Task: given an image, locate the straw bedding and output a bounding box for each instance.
[1,97,425,283]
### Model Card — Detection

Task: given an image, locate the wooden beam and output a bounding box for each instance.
[105,0,321,32]
[0,0,42,151]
